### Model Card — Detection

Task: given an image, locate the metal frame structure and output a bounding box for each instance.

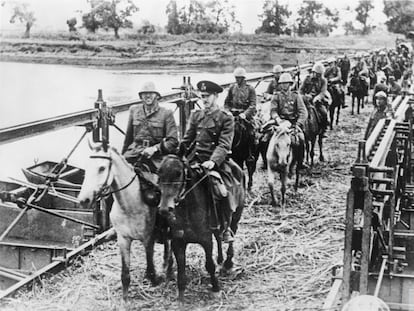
[323,89,414,310]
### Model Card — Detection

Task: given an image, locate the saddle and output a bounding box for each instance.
[133,161,161,207]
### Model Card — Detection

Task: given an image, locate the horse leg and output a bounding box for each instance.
[310,139,316,167]
[318,135,325,162]
[172,239,187,302]
[144,236,162,285]
[336,105,340,125]
[267,167,277,207]
[351,96,354,115]
[223,242,234,272]
[201,240,220,293]
[246,157,256,191]
[118,236,132,302]
[163,240,174,280]
[358,98,361,114]
[214,230,224,266]
[280,170,287,212]
[329,105,334,130]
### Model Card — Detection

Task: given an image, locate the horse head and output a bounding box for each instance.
[158,154,187,218]
[78,140,116,208]
[267,126,293,171]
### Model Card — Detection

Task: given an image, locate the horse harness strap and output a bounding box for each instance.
[89,154,138,198]
[177,172,209,204]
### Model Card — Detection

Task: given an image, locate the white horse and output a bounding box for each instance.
[78,142,171,303]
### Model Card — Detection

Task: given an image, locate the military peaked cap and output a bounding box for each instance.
[197,80,223,94]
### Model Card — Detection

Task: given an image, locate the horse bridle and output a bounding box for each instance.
[89,154,137,199]
[159,155,209,207]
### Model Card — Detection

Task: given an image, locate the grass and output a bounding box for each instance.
[0,95,372,311]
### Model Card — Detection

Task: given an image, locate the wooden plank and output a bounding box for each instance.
[322,276,342,310]
[360,190,373,294]
[342,188,355,303]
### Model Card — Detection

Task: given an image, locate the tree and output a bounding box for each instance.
[82,0,138,38]
[383,0,414,35]
[67,17,77,32]
[255,0,291,35]
[296,1,339,36]
[343,21,357,35]
[165,0,239,34]
[355,0,374,35]
[166,0,181,34]
[9,3,36,38]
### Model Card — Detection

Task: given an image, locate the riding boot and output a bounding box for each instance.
[221,197,234,243]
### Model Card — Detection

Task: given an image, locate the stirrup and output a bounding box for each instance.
[223,228,234,243]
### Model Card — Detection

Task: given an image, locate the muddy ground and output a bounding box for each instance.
[0,32,399,71]
[0,94,371,311]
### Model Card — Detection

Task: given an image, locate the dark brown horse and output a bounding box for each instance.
[231,114,257,190]
[349,71,367,115]
[303,105,325,166]
[158,154,245,302]
[327,82,344,129]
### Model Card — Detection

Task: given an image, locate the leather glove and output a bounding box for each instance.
[201,160,216,170]
[142,146,158,158]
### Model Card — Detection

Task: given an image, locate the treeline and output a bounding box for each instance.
[5,0,414,39]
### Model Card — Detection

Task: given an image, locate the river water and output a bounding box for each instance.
[0,61,269,179]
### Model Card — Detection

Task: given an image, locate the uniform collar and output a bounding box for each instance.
[143,102,159,116]
[205,107,220,116]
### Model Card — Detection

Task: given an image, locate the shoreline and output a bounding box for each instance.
[0,33,400,70]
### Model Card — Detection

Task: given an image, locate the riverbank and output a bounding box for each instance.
[0,31,401,71]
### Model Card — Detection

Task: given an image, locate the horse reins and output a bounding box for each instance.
[89,154,137,199]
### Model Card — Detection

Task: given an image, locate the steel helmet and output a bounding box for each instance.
[278,72,294,84]
[342,295,390,311]
[139,81,161,98]
[379,50,387,56]
[272,65,283,73]
[233,67,247,77]
[327,57,336,63]
[375,91,387,99]
[312,62,325,74]
[355,52,362,58]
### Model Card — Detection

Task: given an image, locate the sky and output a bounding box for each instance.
[0,0,388,34]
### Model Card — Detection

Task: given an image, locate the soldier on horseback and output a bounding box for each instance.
[300,62,330,138]
[224,67,257,165]
[269,73,308,169]
[264,64,283,100]
[325,57,346,108]
[122,81,178,206]
[375,50,391,80]
[122,81,178,171]
[181,80,244,243]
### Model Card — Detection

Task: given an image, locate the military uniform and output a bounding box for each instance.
[300,74,330,131]
[270,90,308,129]
[325,65,345,107]
[266,79,281,96]
[224,80,257,160]
[224,81,257,119]
[122,103,178,170]
[338,57,351,85]
[182,109,234,166]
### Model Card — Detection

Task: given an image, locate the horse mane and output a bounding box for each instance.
[110,146,135,171]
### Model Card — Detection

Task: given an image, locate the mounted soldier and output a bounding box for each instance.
[224,67,257,165]
[181,80,244,243]
[352,52,370,100]
[264,64,283,100]
[338,54,351,86]
[269,72,309,170]
[325,57,346,108]
[375,50,392,81]
[300,62,331,137]
[122,81,178,174]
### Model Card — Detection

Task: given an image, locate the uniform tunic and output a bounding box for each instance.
[325,66,342,82]
[224,81,257,119]
[122,103,178,165]
[181,108,234,167]
[300,75,328,98]
[266,79,281,95]
[270,90,308,129]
